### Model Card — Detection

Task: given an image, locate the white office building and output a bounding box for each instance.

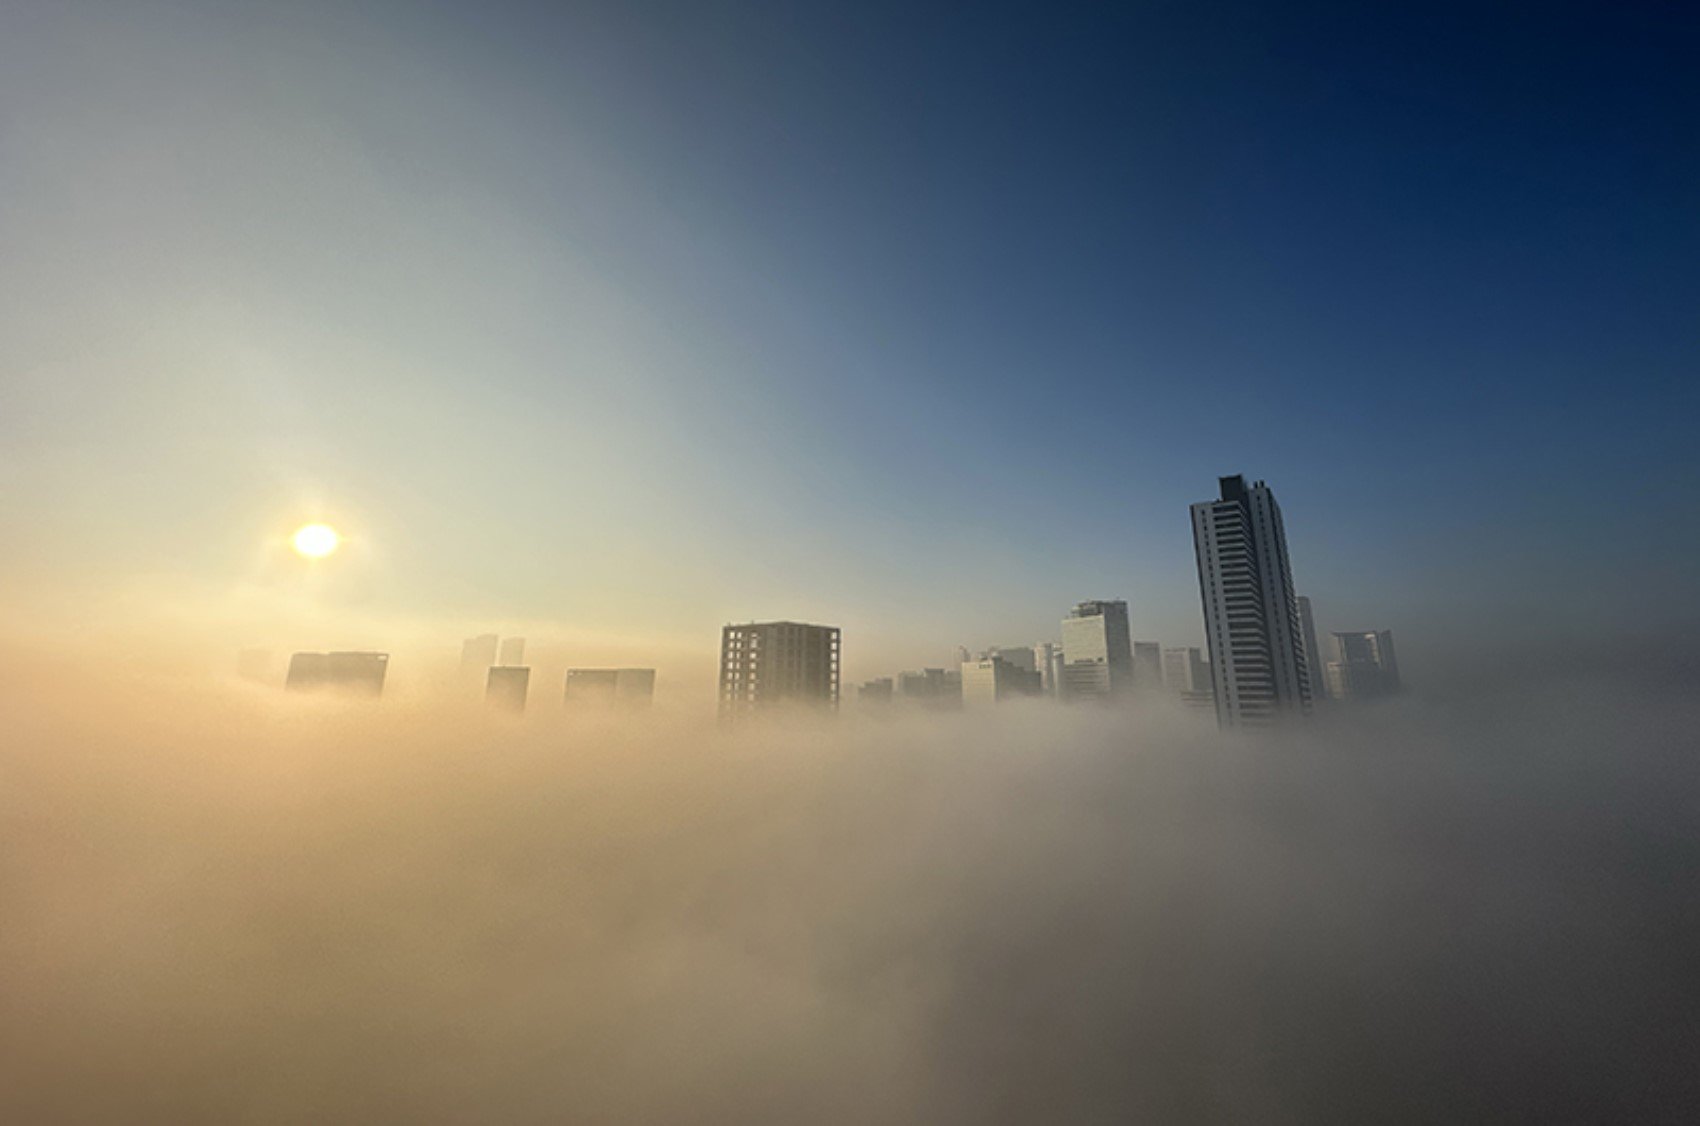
[1060,600,1134,701]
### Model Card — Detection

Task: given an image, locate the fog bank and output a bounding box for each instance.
[3,659,1697,1123]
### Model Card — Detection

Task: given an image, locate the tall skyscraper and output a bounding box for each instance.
[498,636,526,667]
[1297,596,1326,701]
[1191,475,1313,726]
[285,651,389,696]
[718,621,841,717]
[1326,630,1401,700]
[487,665,530,712]
[1060,600,1133,701]
[563,668,656,707]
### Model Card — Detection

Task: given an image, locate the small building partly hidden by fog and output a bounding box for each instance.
[486,666,530,713]
[563,668,655,708]
[285,651,389,697]
[961,656,1043,708]
[1326,630,1401,701]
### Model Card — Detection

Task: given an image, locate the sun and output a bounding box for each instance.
[292,523,341,559]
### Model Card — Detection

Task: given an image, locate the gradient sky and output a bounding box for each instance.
[2,1,1696,687]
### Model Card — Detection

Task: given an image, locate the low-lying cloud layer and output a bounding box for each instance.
[4,659,1697,1124]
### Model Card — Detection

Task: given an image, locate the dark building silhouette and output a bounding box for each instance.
[719,621,840,717]
[285,651,388,696]
[563,668,656,707]
[1191,475,1313,727]
[486,666,530,713]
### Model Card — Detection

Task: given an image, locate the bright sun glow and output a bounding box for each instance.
[292,523,341,559]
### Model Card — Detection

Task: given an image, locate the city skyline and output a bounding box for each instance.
[3,3,1696,693]
[5,4,1697,1120]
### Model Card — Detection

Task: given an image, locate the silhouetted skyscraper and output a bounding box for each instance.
[563,668,656,707]
[285,651,388,696]
[1192,475,1313,726]
[1327,630,1401,700]
[486,665,530,712]
[498,637,526,667]
[1060,600,1133,701]
[719,621,841,717]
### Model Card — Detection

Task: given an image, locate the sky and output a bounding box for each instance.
[2,0,1697,689]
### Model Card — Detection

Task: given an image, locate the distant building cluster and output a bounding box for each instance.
[254,474,1397,727]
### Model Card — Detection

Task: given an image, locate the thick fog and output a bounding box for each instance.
[4,656,1697,1124]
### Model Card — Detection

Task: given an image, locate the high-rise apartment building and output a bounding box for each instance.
[486,665,530,712]
[1297,596,1326,701]
[718,621,841,716]
[564,668,656,707]
[1191,475,1313,726]
[1326,630,1401,700]
[1060,600,1133,701]
[285,651,389,696]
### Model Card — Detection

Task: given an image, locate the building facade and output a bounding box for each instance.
[286,651,389,696]
[1060,600,1134,701]
[486,665,530,712]
[1326,630,1401,700]
[1191,475,1313,726]
[718,621,841,716]
[564,668,656,707]
[1133,641,1164,693]
[960,656,1044,708]
[1297,596,1326,702]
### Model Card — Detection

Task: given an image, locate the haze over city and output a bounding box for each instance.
[3,1,1698,1122]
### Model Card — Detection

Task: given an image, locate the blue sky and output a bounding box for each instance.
[1,1,1696,684]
